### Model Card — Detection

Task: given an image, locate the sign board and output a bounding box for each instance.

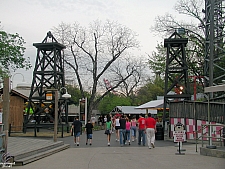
[46,93,53,101]
[173,130,186,142]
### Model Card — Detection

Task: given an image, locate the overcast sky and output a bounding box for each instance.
[0,0,180,87]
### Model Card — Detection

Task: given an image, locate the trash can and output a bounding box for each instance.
[155,123,164,140]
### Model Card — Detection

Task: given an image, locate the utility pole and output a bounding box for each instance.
[3,77,10,131]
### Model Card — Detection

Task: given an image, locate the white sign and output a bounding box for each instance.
[173,130,186,142]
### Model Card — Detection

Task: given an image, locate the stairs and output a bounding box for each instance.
[7,137,70,166]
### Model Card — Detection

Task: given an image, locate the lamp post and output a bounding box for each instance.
[84,97,87,125]
[79,97,87,124]
[11,73,30,89]
[45,87,71,142]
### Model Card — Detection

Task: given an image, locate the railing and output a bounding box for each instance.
[194,124,225,152]
[193,125,208,152]
[8,124,23,137]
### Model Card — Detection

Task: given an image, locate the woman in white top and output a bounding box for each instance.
[114,116,120,141]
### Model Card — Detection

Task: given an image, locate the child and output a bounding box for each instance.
[105,117,112,146]
[85,119,94,145]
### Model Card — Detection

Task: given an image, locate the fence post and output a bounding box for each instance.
[8,124,11,137]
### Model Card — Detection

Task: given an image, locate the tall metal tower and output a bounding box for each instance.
[204,0,225,90]
[24,31,66,127]
[163,31,191,126]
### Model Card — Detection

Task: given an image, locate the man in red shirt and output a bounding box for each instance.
[145,113,156,149]
[137,114,146,146]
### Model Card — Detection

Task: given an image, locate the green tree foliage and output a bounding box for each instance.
[136,78,164,105]
[148,42,166,77]
[98,94,131,114]
[65,85,82,105]
[0,23,31,78]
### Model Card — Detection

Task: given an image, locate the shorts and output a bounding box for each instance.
[115,126,120,130]
[74,132,81,137]
[87,134,92,139]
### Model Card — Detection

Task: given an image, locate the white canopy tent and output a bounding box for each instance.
[135,99,165,110]
[111,106,148,115]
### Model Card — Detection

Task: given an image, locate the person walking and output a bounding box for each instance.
[119,114,126,146]
[105,117,112,146]
[145,113,157,149]
[137,114,146,146]
[114,116,120,141]
[130,116,137,142]
[125,117,131,145]
[71,117,82,146]
[85,119,94,146]
[103,115,107,129]
[90,115,96,127]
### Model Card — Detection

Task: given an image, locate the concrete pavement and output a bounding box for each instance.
[12,129,224,169]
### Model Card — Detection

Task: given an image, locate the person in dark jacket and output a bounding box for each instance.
[71,117,82,146]
[119,114,126,146]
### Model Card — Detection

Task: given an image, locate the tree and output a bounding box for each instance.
[110,56,149,97]
[135,77,164,105]
[0,22,31,130]
[0,22,31,78]
[98,93,131,114]
[53,20,142,118]
[148,42,167,77]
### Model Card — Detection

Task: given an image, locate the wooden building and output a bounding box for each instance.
[0,86,30,132]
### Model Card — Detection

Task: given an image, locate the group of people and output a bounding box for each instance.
[70,117,94,146]
[70,113,157,149]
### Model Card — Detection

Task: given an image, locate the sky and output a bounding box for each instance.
[0,0,180,88]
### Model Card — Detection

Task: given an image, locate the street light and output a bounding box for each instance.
[11,73,30,89]
[60,87,71,99]
[79,97,87,124]
[44,87,71,142]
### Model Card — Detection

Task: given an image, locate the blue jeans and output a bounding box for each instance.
[126,130,130,141]
[138,129,146,145]
[119,129,126,145]
[131,126,136,137]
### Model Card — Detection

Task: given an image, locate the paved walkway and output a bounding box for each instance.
[10,130,225,169]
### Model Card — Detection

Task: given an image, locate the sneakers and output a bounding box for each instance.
[128,141,130,145]
[148,146,151,149]
[74,142,77,145]
[151,143,155,148]
[90,143,92,146]
[86,143,88,145]
[108,142,110,146]
[77,142,79,146]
